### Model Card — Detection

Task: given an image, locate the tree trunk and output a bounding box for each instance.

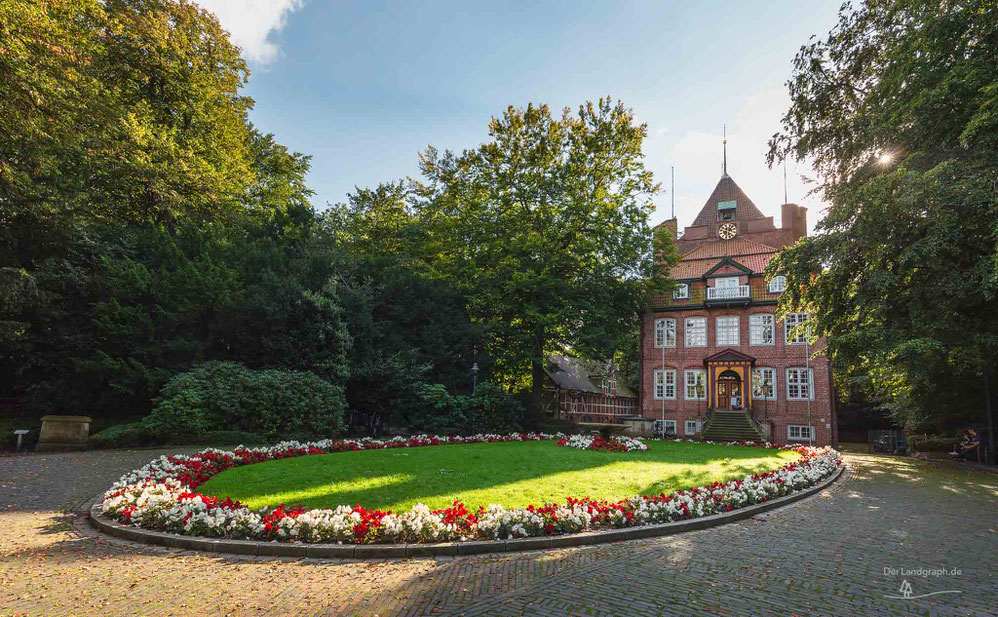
[528,330,546,426]
[529,357,545,422]
[985,365,995,465]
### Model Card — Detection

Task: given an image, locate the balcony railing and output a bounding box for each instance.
[706,285,750,300]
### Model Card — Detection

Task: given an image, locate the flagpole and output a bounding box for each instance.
[806,333,813,445]
[661,337,666,436]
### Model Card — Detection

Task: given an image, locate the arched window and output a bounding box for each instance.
[768,276,787,293]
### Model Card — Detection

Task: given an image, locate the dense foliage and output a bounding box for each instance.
[407,383,526,435]
[1,0,664,441]
[143,362,345,441]
[768,0,997,456]
[88,423,265,449]
[342,103,674,416]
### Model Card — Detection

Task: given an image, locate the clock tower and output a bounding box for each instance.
[643,155,831,447]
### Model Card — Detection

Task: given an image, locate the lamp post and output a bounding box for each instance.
[661,330,666,437]
[470,362,479,396]
[806,337,813,445]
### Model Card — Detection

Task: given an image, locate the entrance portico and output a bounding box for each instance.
[703,349,755,410]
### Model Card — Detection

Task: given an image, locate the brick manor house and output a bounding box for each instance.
[639,170,837,446]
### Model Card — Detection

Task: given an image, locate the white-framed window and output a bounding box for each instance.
[715,276,740,291]
[653,369,677,400]
[654,419,678,436]
[684,419,704,436]
[768,276,787,293]
[784,312,812,345]
[654,318,677,348]
[685,369,707,400]
[673,283,689,299]
[786,367,814,400]
[752,367,777,400]
[685,317,707,347]
[716,315,739,346]
[749,313,775,346]
[787,425,815,441]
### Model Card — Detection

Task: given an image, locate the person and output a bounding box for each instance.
[949,429,982,460]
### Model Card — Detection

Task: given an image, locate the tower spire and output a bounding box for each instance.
[722,124,728,177]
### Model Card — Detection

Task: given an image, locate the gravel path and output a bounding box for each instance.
[1,448,995,617]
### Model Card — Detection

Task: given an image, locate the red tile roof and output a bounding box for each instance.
[681,237,778,260]
[669,236,778,279]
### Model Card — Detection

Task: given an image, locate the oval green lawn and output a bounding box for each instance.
[198,440,800,512]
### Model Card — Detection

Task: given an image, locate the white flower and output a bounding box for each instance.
[100,433,840,544]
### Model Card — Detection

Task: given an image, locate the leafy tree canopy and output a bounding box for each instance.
[1,0,253,269]
[2,0,666,438]
[768,0,997,443]
[412,100,673,411]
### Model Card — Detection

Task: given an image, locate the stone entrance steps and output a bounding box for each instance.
[701,410,765,442]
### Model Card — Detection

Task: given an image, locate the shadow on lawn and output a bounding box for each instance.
[630,455,792,499]
[198,441,796,511]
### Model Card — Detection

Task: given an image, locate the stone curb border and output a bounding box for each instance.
[89,463,844,559]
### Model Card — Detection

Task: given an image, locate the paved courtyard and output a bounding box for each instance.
[1,448,995,617]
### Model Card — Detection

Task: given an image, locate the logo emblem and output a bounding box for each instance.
[883,578,962,601]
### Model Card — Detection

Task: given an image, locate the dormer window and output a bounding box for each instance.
[673,283,689,299]
[717,200,737,221]
[768,275,787,293]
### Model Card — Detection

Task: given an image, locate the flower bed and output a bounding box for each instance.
[557,434,648,452]
[99,433,841,545]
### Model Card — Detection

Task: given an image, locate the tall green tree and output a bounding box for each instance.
[1,0,273,417]
[415,99,672,415]
[768,0,998,460]
[334,257,486,433]
[2,99,343,421]
[1,0,253,270]
[323,191,490,433]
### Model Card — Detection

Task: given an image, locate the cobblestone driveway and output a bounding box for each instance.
[1,449,995,617]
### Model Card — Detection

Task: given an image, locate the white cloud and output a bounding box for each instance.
[194,0,304,64]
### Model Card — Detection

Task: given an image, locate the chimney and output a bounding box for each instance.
[653,217,678,263]
[656,217,678,241]
[781,204,807,240]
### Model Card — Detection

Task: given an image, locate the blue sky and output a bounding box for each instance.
[198,0,843,231]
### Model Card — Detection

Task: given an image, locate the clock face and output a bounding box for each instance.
[718,222,737,240]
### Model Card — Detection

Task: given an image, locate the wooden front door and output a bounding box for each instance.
[717,382,731,409]
[716,380,742,410]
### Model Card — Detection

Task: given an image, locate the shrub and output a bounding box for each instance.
[143,362,345,441]
[88,424,266,449]
[908,434,960,453]
[539,416,578,435]
[89,422,161,449]
[195,430,266,446]
[408,382,525,435]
